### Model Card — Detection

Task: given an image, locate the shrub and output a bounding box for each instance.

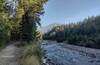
[18,41,43,65]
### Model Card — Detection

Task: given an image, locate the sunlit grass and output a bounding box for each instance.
[18,41,42,65]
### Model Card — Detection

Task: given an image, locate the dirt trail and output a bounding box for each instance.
[0,43,19,65]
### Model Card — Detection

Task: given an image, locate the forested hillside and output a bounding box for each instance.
[43,16,100,49]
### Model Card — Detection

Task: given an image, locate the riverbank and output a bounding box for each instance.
[18,41,42,65]
[41,40,100,65]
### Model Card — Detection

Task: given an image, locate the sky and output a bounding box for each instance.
[41,0,100,26]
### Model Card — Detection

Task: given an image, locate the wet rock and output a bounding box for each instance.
[89,60,94,63]
[71,58,79,63]
[41,41,100,65]
[88,54,96,58]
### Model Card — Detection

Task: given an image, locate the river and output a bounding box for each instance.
[41,40,100,65]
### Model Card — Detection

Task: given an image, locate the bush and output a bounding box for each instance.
[18,41,43,65]
[0,22,9,48]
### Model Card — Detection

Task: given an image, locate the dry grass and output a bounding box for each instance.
[19,55,40,65]
[18,42,42,65]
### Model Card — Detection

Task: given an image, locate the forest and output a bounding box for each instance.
[0,0,100,65]
[0,0,47,46]
[0,0,48,65]
[43,16,100,49]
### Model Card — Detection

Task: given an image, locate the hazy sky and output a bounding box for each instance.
[41,0,100,26]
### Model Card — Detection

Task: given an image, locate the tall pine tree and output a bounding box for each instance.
[17,0,48,42]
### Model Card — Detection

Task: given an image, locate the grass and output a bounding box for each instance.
[18,41,43,65]
[19,55,40,65]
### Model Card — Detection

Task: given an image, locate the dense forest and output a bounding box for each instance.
[0,0,48,65]
[0,0,47,46]
[43,16,100,49]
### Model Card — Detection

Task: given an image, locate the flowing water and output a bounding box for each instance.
[41,41,100,65]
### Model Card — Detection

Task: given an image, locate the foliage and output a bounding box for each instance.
[0,0,48,47]
[43,16,100,49]
[17,0,48,42]
[0,0,20,46]
[18,41,43,65]
[0,0,11,47]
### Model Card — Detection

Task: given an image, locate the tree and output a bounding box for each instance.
[43,15,100,49]
[0,0,12,45]
[0,0,48,43]
[17,0,48,42]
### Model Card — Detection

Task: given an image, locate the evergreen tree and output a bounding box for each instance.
[17,0,48,42]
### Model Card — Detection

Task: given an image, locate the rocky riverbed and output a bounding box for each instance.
[41,41,100,65]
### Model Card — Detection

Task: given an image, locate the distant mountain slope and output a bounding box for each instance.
[38,23,61,33]
[43,16,100,49]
